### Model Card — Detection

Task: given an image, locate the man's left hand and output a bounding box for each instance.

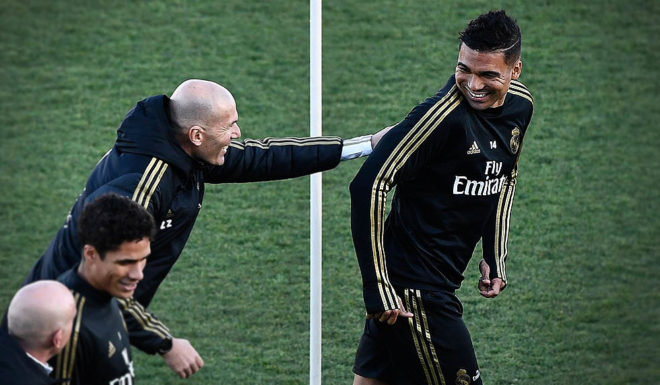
[478,259,506,298]
[162,337,204,379]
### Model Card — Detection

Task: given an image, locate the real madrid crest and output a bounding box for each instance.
[510,127,521,154]
[455,369,472,385]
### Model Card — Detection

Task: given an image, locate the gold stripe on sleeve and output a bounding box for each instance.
[132,157,158,203]
[508,89,534,105]
[229,136,342,150]
[369,88,462,310]
[494,178,516,282]
[508,81,534,104]
[117,297,171,338]
[135,160,165,208]
[142,162,168,210]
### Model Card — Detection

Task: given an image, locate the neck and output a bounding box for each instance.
[77,261,101,291]
[20,344,51,364]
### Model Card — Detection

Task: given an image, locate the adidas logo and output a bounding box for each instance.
[467,141,481,155]
[108,341,116,358]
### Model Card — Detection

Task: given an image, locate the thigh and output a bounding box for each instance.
[353,289,482,385]
[353,317,397,382]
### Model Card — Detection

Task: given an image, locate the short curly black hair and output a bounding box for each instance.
[459,10,522,65]
[78,193,156,258]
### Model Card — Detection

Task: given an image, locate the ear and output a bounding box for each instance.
[188,126,204,147]
[83,244,100,263]
[511,60,522,80]
[51,328,65,350]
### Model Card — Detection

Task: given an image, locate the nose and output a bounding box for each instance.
[467,75,484,91]
[128,261,145,281]
[232,124,241,139]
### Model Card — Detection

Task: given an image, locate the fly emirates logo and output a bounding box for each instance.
[453,160,507,196]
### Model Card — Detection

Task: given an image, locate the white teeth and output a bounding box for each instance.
[468,89,486,98]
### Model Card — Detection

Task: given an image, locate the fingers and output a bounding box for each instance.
[479,278,504,298]
[366,296,414,325]
[479,259,490,278]
[163,338,204,378]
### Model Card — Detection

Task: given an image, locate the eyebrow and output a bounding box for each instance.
[115,255,149,264]
[456,62,501,78]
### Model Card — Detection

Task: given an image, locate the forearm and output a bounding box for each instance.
[205,136,343,182]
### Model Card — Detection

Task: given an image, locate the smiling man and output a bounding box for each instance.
[50,193,157,385]
[350,10,534,385]
[17,76,384,378]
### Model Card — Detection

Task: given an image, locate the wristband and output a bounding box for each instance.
[341,135,373,161]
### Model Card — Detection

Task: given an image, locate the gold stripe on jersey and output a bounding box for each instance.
[229,136,342,150]
[508,81,534,105]
[132,158,168,209]
[494,174,517,282]
[143,162,168,210]
[117,297,171,338]
[404,289,446,385]
[499,179,516,281]
[368,87,462,310]
[55,292,85,384]
[132,157,157,203]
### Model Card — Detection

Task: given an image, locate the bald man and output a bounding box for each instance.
[1,280,76,385]
[18,79,380,378]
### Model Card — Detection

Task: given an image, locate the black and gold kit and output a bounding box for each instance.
[351,75,533,384]
[0,328,57,385]
[21,94,344,354]
[51,268,134,385]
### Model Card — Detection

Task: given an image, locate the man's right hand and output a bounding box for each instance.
[162,338,204,379]
[366,296,413,325]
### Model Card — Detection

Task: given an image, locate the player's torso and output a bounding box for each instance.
[385,97,528,289]
[78,298,134,385]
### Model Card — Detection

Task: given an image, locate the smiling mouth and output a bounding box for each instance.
[120,281,138,292]
[465,88,489,100]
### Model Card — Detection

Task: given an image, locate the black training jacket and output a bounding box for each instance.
[0,328,59,385]
[350,75,533,314]
[22,95,343,353]
[51,268,134,385]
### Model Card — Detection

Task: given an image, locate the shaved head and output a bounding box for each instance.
[8,280,76,351]
[168,79,242,166]
[169,79,236,133]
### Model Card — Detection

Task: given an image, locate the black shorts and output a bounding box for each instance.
[353,288,482,385]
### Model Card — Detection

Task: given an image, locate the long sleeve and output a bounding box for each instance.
[349,93,455,314]
[117,297,172,354]
[481,154,520,285]
[203,136,343,183]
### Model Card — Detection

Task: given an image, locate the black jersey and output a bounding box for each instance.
[350,75,533,313]
[0,328,58,385]
[51,269,134,385]
[21,94,343,353]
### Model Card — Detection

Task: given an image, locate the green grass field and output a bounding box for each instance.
[1,0,658,384]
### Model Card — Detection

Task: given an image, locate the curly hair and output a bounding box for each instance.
[459,10,522,65]
[78,193,156,258]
